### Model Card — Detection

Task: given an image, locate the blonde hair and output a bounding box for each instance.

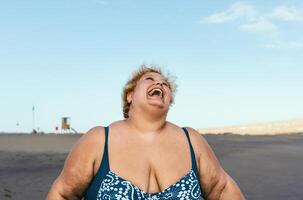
[122,64,177,118]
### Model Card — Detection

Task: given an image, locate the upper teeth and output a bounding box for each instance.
[149,88,163,97]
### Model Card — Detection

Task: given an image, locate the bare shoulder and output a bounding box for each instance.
[77,126,105,150]
[165,123,205,149]
[69,126,105,163]
[183,127,223,194]
[68,125,106,175]
[182,126,221,166]
[183,127,245,199]
[182,126,208,155]
[46,126,105,199]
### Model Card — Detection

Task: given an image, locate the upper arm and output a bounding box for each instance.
[185,127,245,200]
[46,126,105,200]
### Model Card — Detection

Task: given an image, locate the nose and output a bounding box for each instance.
[156,81,164,86]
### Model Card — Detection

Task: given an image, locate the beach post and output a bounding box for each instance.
[61,117,71,134]
[32,105,36,133]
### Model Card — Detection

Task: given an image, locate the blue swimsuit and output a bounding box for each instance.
[84,127,204,200]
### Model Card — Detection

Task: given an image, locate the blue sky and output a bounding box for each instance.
[1,0,302,133]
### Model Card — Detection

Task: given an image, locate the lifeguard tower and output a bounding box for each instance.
[61,117,78,134]
[61,117,71,133]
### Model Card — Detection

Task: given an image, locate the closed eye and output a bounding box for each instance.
[145,77,154,81]
[162,82,169,87]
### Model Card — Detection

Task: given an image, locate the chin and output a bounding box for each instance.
[151,105,170,114]
[148,102,167,109]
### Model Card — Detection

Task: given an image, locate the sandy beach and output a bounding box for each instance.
[1,133,303,200]
[198,118,303,135]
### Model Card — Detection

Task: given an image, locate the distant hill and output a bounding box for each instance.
[198,118,303,135]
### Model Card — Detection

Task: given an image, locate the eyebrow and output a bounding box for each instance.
[143,74,170,85]
[143,74,164,80]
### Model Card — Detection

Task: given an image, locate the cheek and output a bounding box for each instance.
[133,86,146,100]
[166,90,173,101]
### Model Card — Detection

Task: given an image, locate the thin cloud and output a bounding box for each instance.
[264,40,303,49]
[198,2,257,24]
[198,2,303,48]
[199,2,303,33]
[240,19,278,33]
[270,6,303,21]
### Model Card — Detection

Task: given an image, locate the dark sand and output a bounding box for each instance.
[0,133,303,200]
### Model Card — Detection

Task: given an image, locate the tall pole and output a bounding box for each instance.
[16,120,19,133]
[32,105,35,132]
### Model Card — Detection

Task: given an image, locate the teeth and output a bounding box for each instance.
[148,88,163,97]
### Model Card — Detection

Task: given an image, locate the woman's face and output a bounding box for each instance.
[128,72,172,114]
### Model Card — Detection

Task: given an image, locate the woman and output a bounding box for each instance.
[46,65,245,200]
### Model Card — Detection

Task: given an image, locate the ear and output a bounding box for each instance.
[127,92,133,104]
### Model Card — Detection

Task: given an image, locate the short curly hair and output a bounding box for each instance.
[122,64,177,118]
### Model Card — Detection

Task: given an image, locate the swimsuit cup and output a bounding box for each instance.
[84,127,205,200]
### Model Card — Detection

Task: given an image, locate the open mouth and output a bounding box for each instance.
[148,88,163,98]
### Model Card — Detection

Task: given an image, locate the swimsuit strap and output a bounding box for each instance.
[98,126,110,178]
[83,126,110,198]
[103,126,110,171]
[182,127,204,196]
[182,127,202,190]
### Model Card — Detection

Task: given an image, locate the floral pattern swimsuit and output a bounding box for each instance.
[84,127,204,200]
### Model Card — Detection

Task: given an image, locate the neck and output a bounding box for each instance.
[125,109,167,134]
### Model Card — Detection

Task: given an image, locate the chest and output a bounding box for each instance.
[95,131,196,194]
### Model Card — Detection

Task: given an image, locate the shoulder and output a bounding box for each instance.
[47,126,106,198]
[182,126,208,155]
[73,126,105,154]
[66,126,106,170]
[183,126,221,169]
[165,123,206,152]
[183,127,224,178]
[166,123,206,162]
[68,126,105,166]
[184,127,229,198]
[81,126,105,144]
[84,126,105,139]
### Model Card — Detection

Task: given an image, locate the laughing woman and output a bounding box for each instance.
[46,65,245,200]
